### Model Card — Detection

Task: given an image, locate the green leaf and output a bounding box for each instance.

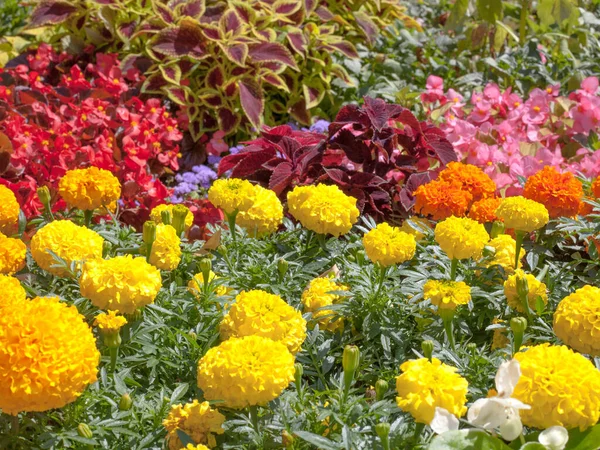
[537,0,579,30]
[428,430,513,450]
[445,0,469,31]
[566,424,600,450]
[520,444,546,450]
[477,0,503,23]
[176,430,195,446]
[294,431,343,450]
[170,383,189,403]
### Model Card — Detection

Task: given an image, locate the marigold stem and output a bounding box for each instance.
[450,258,458,281]
[109,346,119,372]
[514,231,524,271]
[10,414,19,435]
[84,209,94,228]
[249,405,259,431]
[226,210,238,242]
[441,313,456,350]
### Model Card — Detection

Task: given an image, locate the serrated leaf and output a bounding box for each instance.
[159,64,182,86]
[238,79,264,129]
[29,0,79,27]
[294,431,342,450]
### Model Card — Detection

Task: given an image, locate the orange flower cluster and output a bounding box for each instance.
[468,197,502,224]
[414,162,497,221]
[592,177,600,199]
[523,166,583,218]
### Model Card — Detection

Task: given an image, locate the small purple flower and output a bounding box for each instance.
[173,181,194,195]
[207,155,222,167]
[192,165,217,188]
[181,172,200,184]
[309,119,330,134]
[229,145,244,155]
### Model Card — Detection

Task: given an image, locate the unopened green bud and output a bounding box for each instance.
[467,343,477,353]
[217,244,228,256]
[490,221,505,239]
[516,276,529,299]
[188,331,197,340]
[199,258,212,286]
[375,422,391,449]
[375,379,388,401]
[103,332,121,349]
[342,345,360,375]
[119,393,133,411]
[143,221,156,245]
[278,258,289,280]
[421,340,434,361]
[510,317,527,335]
[160,209,172,225]
[37,186,51,208]
[172,205,189,236]
[282,429,294,448]
[77,423,93,439]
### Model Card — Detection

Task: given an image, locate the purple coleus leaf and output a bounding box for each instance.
[30,0,78,27]
[238,79,264,129]
[152,19,207,60]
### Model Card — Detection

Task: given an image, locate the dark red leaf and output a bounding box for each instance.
[248,43,299,70]
[218,108,240,135]
[324,167,350,186]
[314,5,334,21]
[238,79,264,129]
[180,0,205,18]
[222,43,248,66]
[364,96,392,132]
[206,66,224,88]
[330,128,370,164]
[326,42,359,58]
[218,153,248,176]
[152,19,207,60]
[269,162,294,194]
[287,31,307,54]
[424,133,457,165]
[353,11,379,46]
[30,0,78,27]
[231,151,273,178]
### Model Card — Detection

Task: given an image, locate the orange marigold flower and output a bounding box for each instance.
[468,197,502,223]
[592,177,600,199]
[578,198,595,217]
[414,179,472,220]
[523,166,583,218]
[438,162,497,202]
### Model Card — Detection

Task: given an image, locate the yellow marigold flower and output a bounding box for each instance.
[220,290,307,354]
[491,318,509,350]
[0,296,99,415]
[484,234,525,273]
[423,279,471,310]
[31,220,104,277]
[236,185,283,235]
[503,270,548,313]
[188,271,228,297]
[208,178,255,214]
[469,197,502,224]
[0,232,26,274]
[150,224,182,271]
[434,216,489,260]
[94,310,127,334]
[438,161,497,202]
[554,285,600,356]
[0,274,26,309]
[496,196,549,232]
[395,357,468,424]
[399,217,431,241]
[302,277,348,332]
[151,204,193,231]
[523,166,583,218]
[592,177,600,198]
[197,335,295,409]
[0,185,20,235]
[363,223,416,267]
[513,344,600,430]
[58,166,121,211]
[287,184,359,236]
[162,400,225,450]
[80,255,162,314]
[182,445,210,450]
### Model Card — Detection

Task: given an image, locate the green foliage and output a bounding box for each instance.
[26,0,419,142]
[0,0,29,36]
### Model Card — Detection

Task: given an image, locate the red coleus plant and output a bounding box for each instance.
[219,97,457,218]
[0,44,182,224]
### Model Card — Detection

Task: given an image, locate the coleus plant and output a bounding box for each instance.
[26,0,420,142]
[218,96,458,218]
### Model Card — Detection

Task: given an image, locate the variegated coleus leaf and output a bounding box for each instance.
[29,0,80,27]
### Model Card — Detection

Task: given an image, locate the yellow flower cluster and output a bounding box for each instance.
[0,232,26,274]
[554,285,600,356]
[503,270,548,313]
[188,271,228,297]
[0,296,99,415]
[302,277,348,332]
[58,167,121,211]
[31,220,104,277]
[80,255,162,314]
[513,344,600,430]
[395,357,468,424]
[150,224,182,270]
[208,178,256,214]
[197,335,295,409]
[496,196,549,232]
[151,204,193,231]
[0,274,26,309]
[423,280,471,311]
[181,445,210,450]
[484,234,525,273]
[491,318,509,350]
[94,310,127,334]
[162,400,225,450]
[363,223,417,267]
[399,217,430,241]
[434,216,489,260]
[0,185,20,235]
[220,290,306,353]
[287,184,359,236]
[236,185,283,235]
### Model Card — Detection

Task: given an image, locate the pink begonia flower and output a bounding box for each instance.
[444,119,477,150]
[492,173,515,189]
[581,77,599,94]
[522,91,548,125]
[421,75,445,103]
[535,147,564,168]
[537,44,547,64]
[501,88,523,111]
[571,97,600,133]
[483,83,501,102]
[206,130,229,156]
[470,100,492,123]
[544,84,560,97]
[446,88,465,114]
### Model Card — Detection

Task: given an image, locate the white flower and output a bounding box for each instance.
[467,359,530,440]
[539,426,569,450]
[430,407,459,435]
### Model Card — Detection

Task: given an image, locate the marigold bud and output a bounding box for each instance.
[421,340,434,361]
[342,345,360,375]
[375,422,391,443]
[77,423,93,439]
[278,258,289,280]
[143,221,156,245]
[375,379,388,401]
[199,258,212,287]
[160,209,171,225]
[217,244,228,256]
[282,429,294,448]
[172,205,189,236]
[119,393,133,411]
[37,186,51,208]
[510,317,528,335]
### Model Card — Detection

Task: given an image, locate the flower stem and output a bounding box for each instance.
[413,422,425,444]
[440,311,456,350]
[519,0,529,45]
[514,230,524,271]
[109,346,119,372]
[249,405,259,431]
[10,415,19,435]
[84,209,94,228]
[374,264,388,299]
[226,210,238,242]
[450,258,458,281]
[316,233,328,252]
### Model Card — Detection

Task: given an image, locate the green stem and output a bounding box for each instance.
[413,422,425,444]
[226,210,238,242]
[249,405,259,431]
[514,231,524,271]
[145,242,153,263]
[109,346,119,372]
[84,209,94,228]
[450,258,458,281]
[519,0,529,45]
[374,264,388,299]
[380,433,390,450]
[519,433,526,445]
[441,313,456,350]
[10,415,19,435]
[316,233,328,252]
